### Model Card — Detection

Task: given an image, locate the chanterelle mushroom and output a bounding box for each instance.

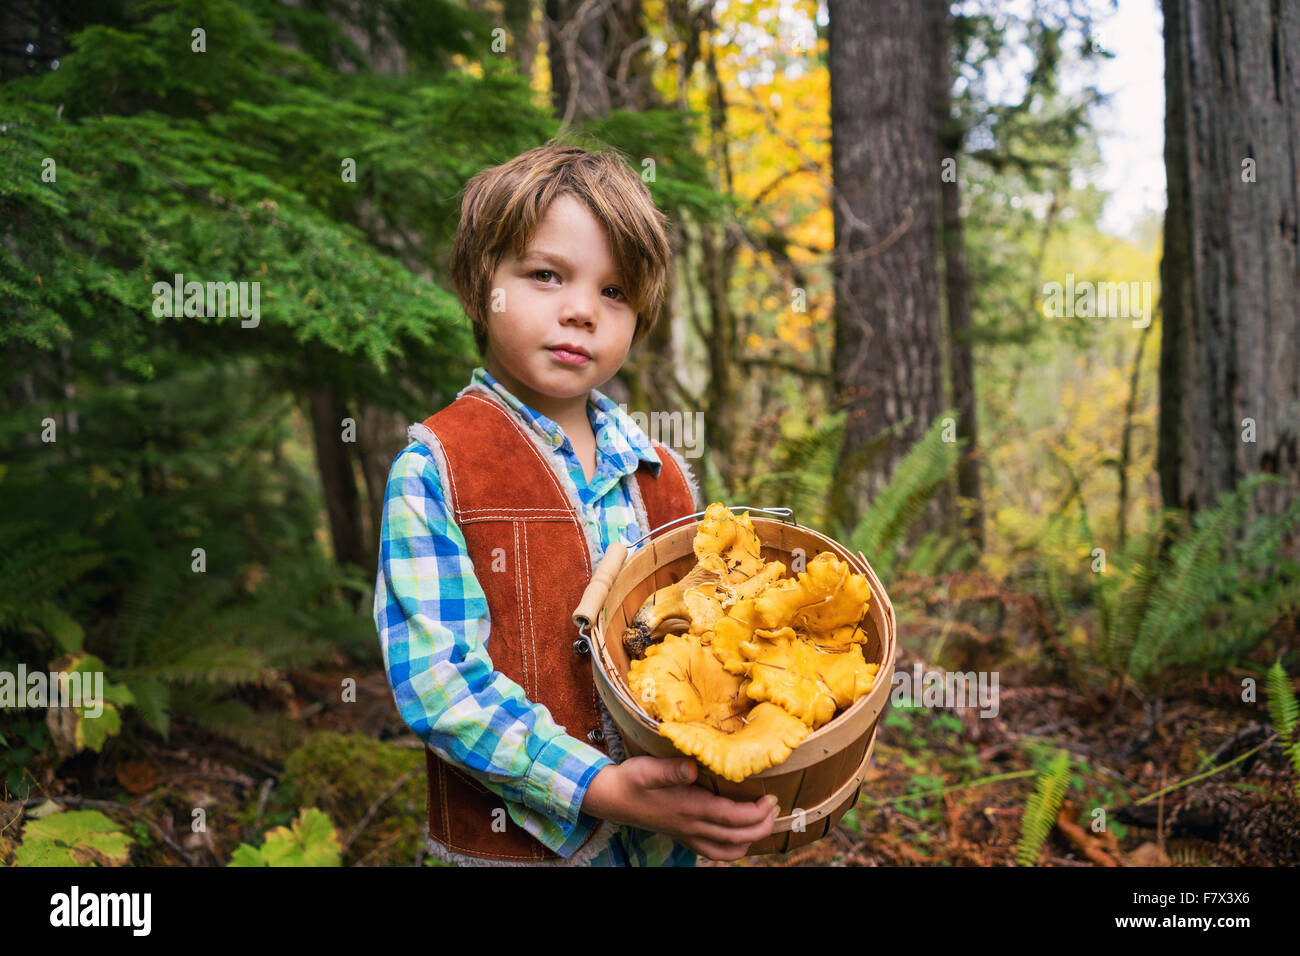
[623,504,785,660]
[623,554,733,660]
[739,626,880,728]
[660,702,812,784]
[628,632,749,732]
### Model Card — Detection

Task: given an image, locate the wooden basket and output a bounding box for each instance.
[572,508,897,856]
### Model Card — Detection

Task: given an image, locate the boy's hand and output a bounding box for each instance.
[582,756,779,862]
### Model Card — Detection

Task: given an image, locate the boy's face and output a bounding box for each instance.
[483,194,637,409]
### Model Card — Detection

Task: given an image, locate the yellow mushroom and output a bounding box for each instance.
[753,551,871,632]
[628,632,749,732]
[660,702,812,784]
[622,506,786,659]
[739,627,879,728]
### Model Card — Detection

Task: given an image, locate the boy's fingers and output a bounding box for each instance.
[692,791,779,828]
[685,805,777,848]
[691,836,757,862]
[630,756,696,788]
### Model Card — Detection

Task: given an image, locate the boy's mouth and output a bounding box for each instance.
[546,345,593,366]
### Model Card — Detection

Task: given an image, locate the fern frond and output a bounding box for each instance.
[1126,514,1237,682]
[1103,513,1171,673]
[1265,660,1300,779]
[148,646,274,687]
[848,412,961,580]
[179,696,304,760]
[1266,659,1299,738]
[1015,749,1071,866]
[743,410,846,529]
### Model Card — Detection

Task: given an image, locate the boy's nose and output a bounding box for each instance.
[562,308,596,330]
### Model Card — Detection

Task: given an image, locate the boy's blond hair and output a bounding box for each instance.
[449,140,673,359]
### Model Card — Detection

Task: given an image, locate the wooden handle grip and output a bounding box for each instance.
[572,542,628,630]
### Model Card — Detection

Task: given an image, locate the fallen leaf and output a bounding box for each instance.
[115,759,160,795]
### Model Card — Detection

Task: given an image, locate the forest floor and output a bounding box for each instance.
[4,632,1299,867]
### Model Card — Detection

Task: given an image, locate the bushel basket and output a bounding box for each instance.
[572,506,897,856]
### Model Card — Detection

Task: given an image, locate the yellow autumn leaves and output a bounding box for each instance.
[625,503,878,782]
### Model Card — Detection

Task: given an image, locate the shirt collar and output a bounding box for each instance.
[469,366,662,475]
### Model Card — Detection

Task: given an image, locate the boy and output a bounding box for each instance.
[373,142,779,867]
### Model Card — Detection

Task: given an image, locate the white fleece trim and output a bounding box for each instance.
[406,423,456,511]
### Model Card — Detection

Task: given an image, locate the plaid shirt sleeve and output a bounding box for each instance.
[373,440,615,858]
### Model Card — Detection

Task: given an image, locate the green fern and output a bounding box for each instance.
[1015,748,1072,866]
[739,410,847,530]
[1124,485,1253,681]
[1265,660,1300,799]
[1057,475,1300,692]
[897,529,977,578]
[183,696,305,760]
[1101,514,1172,674]
[0,525,104,653]
[845,412,962,582]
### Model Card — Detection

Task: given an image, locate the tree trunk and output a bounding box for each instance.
[828,0,948,539]
[309,387,369,585]
[932,0,982,547]
[1159,0,1300,518]
[545,0,658,124]
[503,0,539,82]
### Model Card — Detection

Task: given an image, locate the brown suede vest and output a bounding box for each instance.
[419,390,695,863]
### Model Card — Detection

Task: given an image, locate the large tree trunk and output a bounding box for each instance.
[1159,0,1300,518]
[932,0,982,547]
[828,0,948,539]
[309,387,369,588]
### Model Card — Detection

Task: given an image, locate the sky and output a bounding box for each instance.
[954,0,1167,239]
[1078,0,1167,237]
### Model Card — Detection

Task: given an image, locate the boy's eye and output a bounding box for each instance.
[531,269,627,303]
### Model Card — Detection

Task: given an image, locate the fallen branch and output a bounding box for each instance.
[342,768,419,857]
[1134,734,1277,805]
[1054,809,1119,866]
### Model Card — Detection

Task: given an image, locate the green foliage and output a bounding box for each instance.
[738,409,846,531]
[44,652,137,754]
[845,413,963,581]
[1083,475,1300,690]
[13,808,134,867]
[0,717,51,801]
[1015,748,1071,866]
[278,731,426,864]
[228,807,341,867]
[1266,660,1300,799]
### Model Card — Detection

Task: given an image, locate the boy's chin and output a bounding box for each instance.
[532,357,600,385]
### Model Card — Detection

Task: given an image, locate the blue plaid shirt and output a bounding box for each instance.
[373,366,698,866]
